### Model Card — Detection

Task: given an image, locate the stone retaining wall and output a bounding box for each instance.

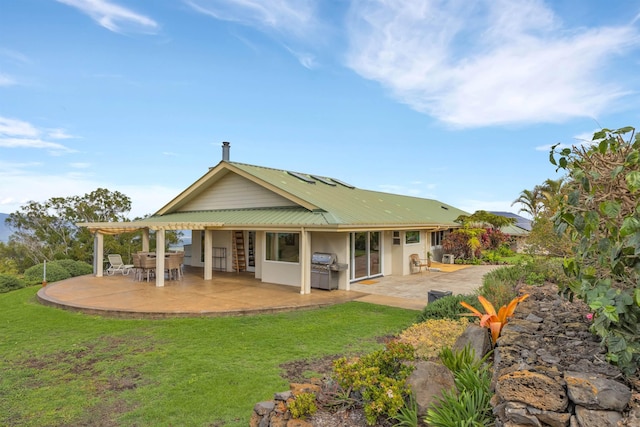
[250,284,639,426]
[491,284,638,427]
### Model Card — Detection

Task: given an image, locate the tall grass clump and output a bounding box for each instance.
[425,345,493,427]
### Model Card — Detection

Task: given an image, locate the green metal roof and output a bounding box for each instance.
[145,161,469,230]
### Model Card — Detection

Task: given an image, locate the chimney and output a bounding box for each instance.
[222,141,230,161]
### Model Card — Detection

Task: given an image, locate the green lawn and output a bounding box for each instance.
[0,286,416,426]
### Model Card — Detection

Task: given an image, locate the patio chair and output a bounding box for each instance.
[409,254,430,274]
[165,253,184,280]
[106,254,134,276]
[132,253,143,281]
[138,253,156,282]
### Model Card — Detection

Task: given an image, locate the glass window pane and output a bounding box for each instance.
[405,231,420,244]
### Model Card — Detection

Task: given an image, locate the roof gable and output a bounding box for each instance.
[178,172,297,211]
[153,161,469,228]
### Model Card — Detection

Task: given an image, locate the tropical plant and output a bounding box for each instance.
[512,187,544,218]
[455,210,517,231]
[460,294,529,343]
[425,345,494,427]
[442,228,483,260]
[551,125,640,375]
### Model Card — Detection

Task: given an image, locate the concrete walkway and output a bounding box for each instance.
[351,264,498,310]
[36,265,498,317]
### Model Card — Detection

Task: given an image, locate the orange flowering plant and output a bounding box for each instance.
[460,294,529,343]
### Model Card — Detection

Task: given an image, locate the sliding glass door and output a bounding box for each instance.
[350,231,381,281]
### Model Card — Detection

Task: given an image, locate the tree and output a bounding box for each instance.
[552,126,640,374]
[455,210,516,231]
[539,178,566,213]
[448,211,517,260]
[511,188,544,218]
[5,188,137,268]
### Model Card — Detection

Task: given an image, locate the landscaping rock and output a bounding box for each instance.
[565,371,631,411]
[496,370,568,412]
[406,360,456,416]
[574,405,622,427]
[452,324,492,362]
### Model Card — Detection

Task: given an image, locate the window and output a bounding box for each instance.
[265,232,299,263]
[393,231,401,245]
[405,231,420,244]
[431,230,445,246]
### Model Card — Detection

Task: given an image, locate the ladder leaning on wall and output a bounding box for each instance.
[232,231,246,273]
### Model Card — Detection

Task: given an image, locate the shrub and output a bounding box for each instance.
[425,345,494,426]
[397,318,469,359]
[53,259,93,277]
[332,341,415,425]
[23,262,71,285]
[289,392,317,419]
[417,294,481,322]
[552,126,640,375]
[0,274,26,293]
[479,266,522,308]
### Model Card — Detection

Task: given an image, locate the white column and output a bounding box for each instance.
[142,229,150,252]
[155,229,166,287]
[204,229,213,280]
[300,228,311,294]
[95,232,104,277]
[343,234,351,291]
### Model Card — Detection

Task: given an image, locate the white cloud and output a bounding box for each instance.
[345,0,640,127]
[0,116,76,153]
[47,128,77,140]
[69,162,91,169]
[56,0,158,34]
[0,116,39,138]
[535,129,601,151]
[0,73,16,86]
[285,46,317,69]
[0,160,179,218]
[186,0,317,38]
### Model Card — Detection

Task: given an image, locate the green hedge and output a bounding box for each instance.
[23,262,71,285]
[0,274,26,293]
[53,259,93,276]
[417,294,481,322]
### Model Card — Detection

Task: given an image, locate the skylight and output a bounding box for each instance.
[310,175,337,186]
[330,178,355,189]
[287,171,315,184]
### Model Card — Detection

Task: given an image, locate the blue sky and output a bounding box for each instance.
[1,0,639,219]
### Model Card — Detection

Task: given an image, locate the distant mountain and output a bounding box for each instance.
[0,213,11,242]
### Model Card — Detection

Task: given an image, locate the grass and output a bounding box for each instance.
[0,286,416,426]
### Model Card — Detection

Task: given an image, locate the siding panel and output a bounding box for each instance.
[179,173,296,211]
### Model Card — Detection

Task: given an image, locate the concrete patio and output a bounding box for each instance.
[36,264,497,318]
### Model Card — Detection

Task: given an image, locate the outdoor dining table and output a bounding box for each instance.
[133,252,184,282]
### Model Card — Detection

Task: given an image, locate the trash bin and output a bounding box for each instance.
[428,290,452,304]
[442,254,455,264]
